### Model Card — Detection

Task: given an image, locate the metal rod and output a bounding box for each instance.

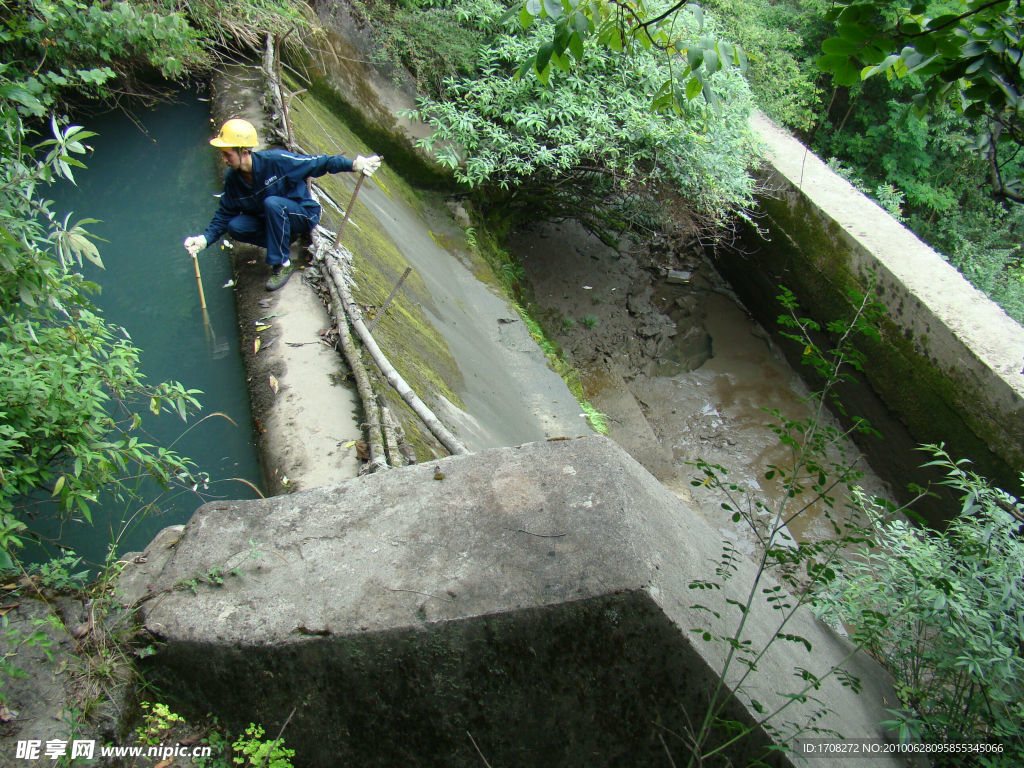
[366,266,412,335]
[334,172,365,246]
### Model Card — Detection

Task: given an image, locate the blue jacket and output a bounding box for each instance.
[202,149,354,244]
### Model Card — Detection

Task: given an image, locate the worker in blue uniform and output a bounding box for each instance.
[184,118,381,291]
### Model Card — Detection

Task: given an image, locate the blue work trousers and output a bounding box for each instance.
[226,196,318,266]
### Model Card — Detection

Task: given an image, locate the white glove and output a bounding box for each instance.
[352,154,382,177]
[184,235,207,257]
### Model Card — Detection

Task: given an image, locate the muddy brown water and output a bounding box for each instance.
[510,219,891,555]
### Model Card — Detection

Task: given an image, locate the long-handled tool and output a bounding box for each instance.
[334,173,365,246]
[334,155,381,246]
[191,251,208,312]
[191,251,216,351]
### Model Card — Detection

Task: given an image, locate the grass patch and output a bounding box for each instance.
[516,307,608,435]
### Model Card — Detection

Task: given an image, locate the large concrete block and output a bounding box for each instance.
[138,436,900,767]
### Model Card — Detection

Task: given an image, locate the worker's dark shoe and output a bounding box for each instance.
[265,260,294,291]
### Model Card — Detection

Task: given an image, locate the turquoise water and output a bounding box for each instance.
[37,92,262,567]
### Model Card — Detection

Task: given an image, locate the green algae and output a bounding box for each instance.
[286,85,465,459]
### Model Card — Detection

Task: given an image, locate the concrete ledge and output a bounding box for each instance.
[138,436,900,767]
[747,112,1024,481]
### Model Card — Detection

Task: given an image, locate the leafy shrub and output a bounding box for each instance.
[407,6,759,230]
[357,0,491,95]
[232,723,295,768]
[701,0,831,133]
[0,1,213,566]
[136,701,186,746]
[815,447,1024,764]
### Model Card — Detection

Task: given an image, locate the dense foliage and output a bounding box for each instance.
[0,2,209,566]
[816,449,1024,763]
[353,0,502,95]
[817,0,1024,203]
[512,0,750,114]
[700,0,831,132]
[396,0,759,236]
[0,0,304,566]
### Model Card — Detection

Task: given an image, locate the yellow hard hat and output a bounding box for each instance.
[210,118,259,148]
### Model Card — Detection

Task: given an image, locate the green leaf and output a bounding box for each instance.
[0,84,45,114]
[542,0,562,20]
[568,30,584,61]
[862,53,901,78]
[962,40,987,57]
[703,49,720,74]
[516,55,537,80]
[68,232,104,269]
[818,54,861,86]
[837,22,872,44]
[703,81,720,112]
[822,37,860,56]
[536,41,554,74]
[572,10,589,37]
[858,44,888,65]
[735,45,748,72]
[18,285,37,307]
[685,76,703,101]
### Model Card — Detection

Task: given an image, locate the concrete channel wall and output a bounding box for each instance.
[720,112,1024,493]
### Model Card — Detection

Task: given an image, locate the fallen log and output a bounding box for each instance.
[313,231,469,457]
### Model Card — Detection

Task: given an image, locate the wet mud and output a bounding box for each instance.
[510,219,891,554]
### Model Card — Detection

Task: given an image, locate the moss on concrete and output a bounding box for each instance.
[724,186,1019,503]
[286,86,466,459]
[307,71,454,192]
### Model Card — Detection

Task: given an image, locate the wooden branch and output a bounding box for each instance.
[377,398,410,467]
[317,238,469,457]
[268,38,468,460]
[383,401,418,465]
[315,239,389,473]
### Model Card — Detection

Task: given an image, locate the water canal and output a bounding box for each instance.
[37,91,262,567]
[35,76,894,569]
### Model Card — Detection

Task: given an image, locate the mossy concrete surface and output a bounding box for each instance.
[283,66,591,451]
[724,113,1023,494]
[134,436,901,768]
